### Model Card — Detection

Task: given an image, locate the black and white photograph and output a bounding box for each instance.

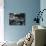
[9,13,25,25]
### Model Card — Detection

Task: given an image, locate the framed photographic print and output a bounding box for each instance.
[9,13,25,25]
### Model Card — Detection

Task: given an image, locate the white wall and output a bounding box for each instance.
[40,0,46,26]
[0,0,4,42]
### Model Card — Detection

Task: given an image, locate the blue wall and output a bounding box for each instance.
[4,0,40,42]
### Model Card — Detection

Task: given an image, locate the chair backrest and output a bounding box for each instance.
[32,25,46,46]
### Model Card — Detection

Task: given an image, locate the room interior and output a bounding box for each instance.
[0,0,46,46]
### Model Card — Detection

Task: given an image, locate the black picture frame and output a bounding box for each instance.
[9,13,25,25]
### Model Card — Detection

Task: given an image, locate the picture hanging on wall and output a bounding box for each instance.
[9,13,25,25]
